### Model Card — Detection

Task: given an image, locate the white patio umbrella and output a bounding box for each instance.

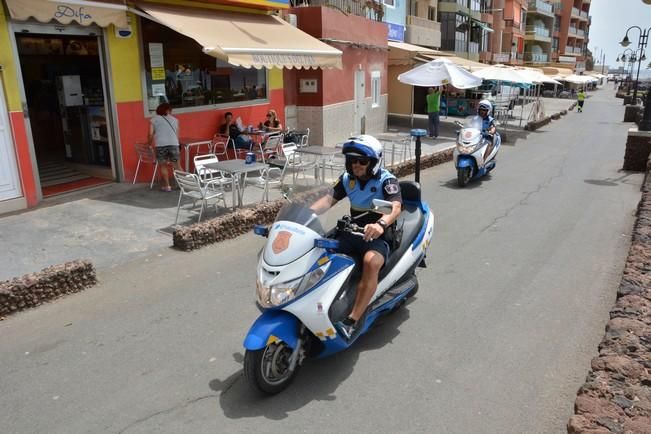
[563,74,595,84]
[473,64,534,85]
[398,57,483,89]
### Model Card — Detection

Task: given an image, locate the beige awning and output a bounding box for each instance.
[5,0,128,27]
[138,3,342,69]
[388,41,450,65]
[542,67,574,76]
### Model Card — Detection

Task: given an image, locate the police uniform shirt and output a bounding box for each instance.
[332,170,402,226]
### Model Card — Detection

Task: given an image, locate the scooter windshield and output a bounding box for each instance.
[464,115,484,130]
[273,186,342,237]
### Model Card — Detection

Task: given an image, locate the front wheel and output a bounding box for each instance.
[244,341,299,395]
[457,167,471,187]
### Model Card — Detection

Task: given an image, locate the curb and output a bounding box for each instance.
[0,260,97,318]
[172,148,454,251]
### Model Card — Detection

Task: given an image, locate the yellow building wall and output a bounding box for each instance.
[388,65,413,115]
[106,13,143,103]
[0,6,21,112]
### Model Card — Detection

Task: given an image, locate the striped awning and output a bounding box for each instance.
[5,0,128,27]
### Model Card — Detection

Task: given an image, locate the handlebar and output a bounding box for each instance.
[337,216,365,237]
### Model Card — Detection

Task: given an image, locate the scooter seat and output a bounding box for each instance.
[379,202,424,280]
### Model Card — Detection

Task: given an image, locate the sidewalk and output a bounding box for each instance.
[0,137,456,281]
[0,92,577,281]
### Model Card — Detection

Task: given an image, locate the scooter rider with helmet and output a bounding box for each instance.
[478,99,497,157]
[310,135,403,338]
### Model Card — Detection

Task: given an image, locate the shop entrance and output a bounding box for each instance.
[15,29,114,197]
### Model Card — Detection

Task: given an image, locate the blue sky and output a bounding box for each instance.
[588,0,651,77]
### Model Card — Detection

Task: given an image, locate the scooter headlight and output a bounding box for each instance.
[457,142,477,154]
[257,262,331,307]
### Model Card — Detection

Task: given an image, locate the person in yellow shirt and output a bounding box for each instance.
[577,89,586,112]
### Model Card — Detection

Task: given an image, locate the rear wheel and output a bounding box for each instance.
[457,167,471,187]
[244,342,298,395]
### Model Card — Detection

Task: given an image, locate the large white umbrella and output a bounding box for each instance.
[398,58,483,89]
[516,68,562,85]
[473,64,534,85]
[563,74,596,84]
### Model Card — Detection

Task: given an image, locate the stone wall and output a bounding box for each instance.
[623,129,651,172]
[0,260,96,318]
[173,149,454,251]
[567,158,651,434]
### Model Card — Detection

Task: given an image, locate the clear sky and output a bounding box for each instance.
[588,0,651,77]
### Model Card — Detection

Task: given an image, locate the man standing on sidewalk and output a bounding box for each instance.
[426,87,442,138]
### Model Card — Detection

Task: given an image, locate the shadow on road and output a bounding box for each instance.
[439,174,493,190]
[584,171,640,187]
[208,304,412,420]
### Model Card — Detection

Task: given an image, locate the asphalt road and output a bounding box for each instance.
[0,89,644,434]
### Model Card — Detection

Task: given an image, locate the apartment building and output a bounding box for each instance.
[438,0,495,62]
[551,0,591,72]
[524,0,554,66]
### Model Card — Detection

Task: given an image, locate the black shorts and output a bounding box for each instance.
[156,146,180,162]
[337,231,390,265]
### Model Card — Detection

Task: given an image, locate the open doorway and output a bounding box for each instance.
[15,33,113,197]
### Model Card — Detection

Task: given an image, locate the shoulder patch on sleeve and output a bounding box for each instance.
[384,182,399,195]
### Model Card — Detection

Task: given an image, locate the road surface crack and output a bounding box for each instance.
[117,394,218,433]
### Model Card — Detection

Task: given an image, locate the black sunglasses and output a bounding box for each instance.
[348,156,370,165]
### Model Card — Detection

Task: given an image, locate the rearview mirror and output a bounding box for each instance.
[372,199,394,214]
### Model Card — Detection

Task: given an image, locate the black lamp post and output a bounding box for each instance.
[617,49,641,96]
[619,25,650,103]
[641,63,651,131]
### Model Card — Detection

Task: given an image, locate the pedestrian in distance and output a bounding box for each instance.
[577,89,586,113]
[148,102,181,192]
[426,86,442,138]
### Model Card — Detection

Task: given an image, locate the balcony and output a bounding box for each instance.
[525,25,551,42]
[302,0,365,19]
[503,19,524,35]
[576,29,585,39]
[571,7,580,18]
[563,46,583,56]
[405,15,441,48]
[493,52,511,63]
[579,10,588,20]
[524,52,549,63]
[527,0,554,17]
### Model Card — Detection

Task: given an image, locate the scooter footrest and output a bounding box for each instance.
[371,276,418,311]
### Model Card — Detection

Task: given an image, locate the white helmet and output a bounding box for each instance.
[478,99,492,114]
[342,134,383,176]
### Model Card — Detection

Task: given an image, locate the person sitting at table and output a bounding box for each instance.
[219,111,251,152]
[260,109,283,133]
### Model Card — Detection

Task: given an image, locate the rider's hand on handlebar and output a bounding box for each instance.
[363,223,384,242]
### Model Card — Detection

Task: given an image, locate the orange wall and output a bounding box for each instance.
[124,88,285,182]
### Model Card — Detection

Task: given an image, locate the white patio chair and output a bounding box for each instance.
[193,153,236,189]
[244,166,284,202]
[281,142,316,184]
[133,143,159,189]
[210,134,232,159]
[173,170,227,224]
[299,128,310,147]
[323,152,346,180]
[255,132,283,164]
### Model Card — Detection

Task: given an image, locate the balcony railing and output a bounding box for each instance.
[527,25,551,38]
[524,52,549,63]
[577,29,585,37]
[406,15,441,31]
[493,52,511,63]
[527,0,553,14]
[571,6,580,17]
[569,26,577,35]
[299,0,383,20]
[580,10,588,19]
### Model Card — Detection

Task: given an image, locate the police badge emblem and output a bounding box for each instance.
[272,231,292,254]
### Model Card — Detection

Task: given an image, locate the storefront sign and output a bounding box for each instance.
[5,0,128,27]
[151,67,165,81]
[387,23,405,42]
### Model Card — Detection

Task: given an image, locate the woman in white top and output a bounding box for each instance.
[148,102,181,191]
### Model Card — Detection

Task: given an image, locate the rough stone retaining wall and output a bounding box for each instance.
[623,130,651,172]
[0,260,96,318]
[567,159,651,434]
[172,149,454,251]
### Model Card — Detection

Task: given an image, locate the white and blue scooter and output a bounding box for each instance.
[243,182,434,394]
[453,116,501,187]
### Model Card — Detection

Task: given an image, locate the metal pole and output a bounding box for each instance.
[410,129,426,183]
[640,89,651,131]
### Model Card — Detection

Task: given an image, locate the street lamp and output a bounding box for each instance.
[619,25,651,104]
